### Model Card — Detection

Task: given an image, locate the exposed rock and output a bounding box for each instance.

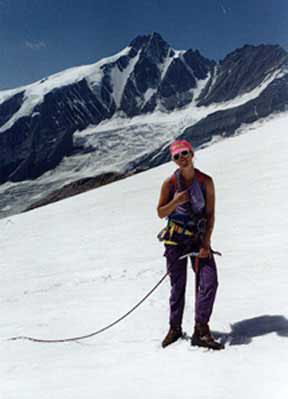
[127,73,288,171]
[198,44,287,105]
[25,171,124,211]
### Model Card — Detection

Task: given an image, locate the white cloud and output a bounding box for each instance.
[25,41,47,50]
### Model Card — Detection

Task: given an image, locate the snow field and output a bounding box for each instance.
[1,113,288,398]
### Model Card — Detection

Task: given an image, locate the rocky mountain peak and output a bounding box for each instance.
[198,43,288,106]
[129,32,171,62]
[221,43,288,66]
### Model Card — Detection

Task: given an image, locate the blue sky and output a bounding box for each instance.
[0,0,287,89]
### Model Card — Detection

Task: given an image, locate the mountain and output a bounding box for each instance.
[0,33,215,183]
[0,33,288,217]
[1,113,288,398]
[127,44,288,170]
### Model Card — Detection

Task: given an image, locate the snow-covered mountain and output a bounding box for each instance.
[0,33,214,182]
[0,33,287,217]
[1,113,288,399]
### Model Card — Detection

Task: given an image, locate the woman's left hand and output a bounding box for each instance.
[198,246,211,258]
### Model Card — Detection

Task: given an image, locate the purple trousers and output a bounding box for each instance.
[164,243,218,328]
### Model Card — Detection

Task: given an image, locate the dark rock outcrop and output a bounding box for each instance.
[198,44,287,105]
[25,171,124,211]
[0,91,25,126]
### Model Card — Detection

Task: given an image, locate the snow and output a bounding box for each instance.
[160,49,182,79]
[0,46,131,133]
[0,87,26,106]
[143,87,156,104]
[1,112,288,398]
[109,51,140,108]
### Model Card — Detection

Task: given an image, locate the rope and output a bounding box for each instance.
[8,250,220,344]
[9,270,170,344]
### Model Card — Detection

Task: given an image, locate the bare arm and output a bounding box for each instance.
[201,176,216,250]
[157,178,189,219]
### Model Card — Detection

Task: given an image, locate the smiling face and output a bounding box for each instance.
[170,140,194,159]
[170,140,194,171]
[172,150,194,168]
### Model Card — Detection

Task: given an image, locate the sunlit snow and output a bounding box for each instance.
[1,112,287,398]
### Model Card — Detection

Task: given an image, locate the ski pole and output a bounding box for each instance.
[194,256,200,306]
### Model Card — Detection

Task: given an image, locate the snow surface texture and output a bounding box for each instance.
[1,113,288,398]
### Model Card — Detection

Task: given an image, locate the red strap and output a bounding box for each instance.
[169,173,176,186]
[194,168,206,184]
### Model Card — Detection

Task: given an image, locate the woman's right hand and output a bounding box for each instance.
[173,190,189,205]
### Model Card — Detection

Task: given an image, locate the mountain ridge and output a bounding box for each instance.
[0,32,288,217]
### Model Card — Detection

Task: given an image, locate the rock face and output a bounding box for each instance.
[25,172,124,211]
[0,32,287,187]
[184,72,288,143]
[128,71,288,171]
[125,45,288,171]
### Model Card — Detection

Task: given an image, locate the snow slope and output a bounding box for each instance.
[1,113,288,398]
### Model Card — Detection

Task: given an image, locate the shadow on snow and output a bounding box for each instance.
[213,314,288,346]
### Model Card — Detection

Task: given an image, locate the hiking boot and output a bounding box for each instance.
[161,327,183,348]
[191,323,224,350]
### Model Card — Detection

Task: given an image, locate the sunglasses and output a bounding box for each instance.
[172,150,191,161]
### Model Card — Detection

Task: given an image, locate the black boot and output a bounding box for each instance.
[191,323,224,350]
[162,327,183,348]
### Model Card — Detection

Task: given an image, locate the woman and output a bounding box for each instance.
[157,139,224,350]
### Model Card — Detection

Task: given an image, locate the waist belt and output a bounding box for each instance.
[163,221,195,246]
[168,221,194,236]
